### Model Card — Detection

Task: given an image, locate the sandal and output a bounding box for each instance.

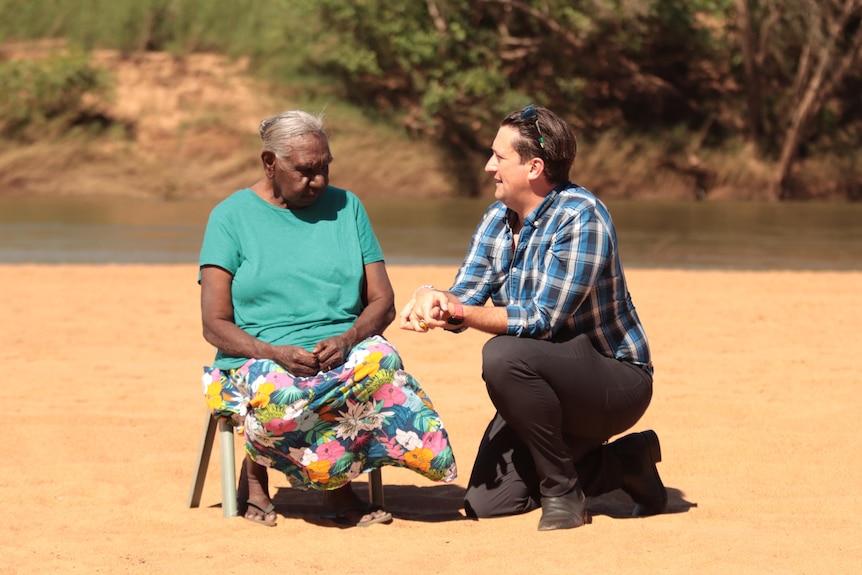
[323,505,393,527]
[244,500,278,527]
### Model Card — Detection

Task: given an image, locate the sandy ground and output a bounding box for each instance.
[1,264,860,574]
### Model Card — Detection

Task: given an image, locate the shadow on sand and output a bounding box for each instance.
[236,481,697,528]
[588,486,697,519]
[263,481,469,527]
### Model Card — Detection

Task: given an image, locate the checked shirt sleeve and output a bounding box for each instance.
[449,204,508,305]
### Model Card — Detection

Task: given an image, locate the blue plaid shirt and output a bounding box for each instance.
[449,183,652,374]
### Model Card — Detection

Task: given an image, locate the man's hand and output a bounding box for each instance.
[399,287,450,332]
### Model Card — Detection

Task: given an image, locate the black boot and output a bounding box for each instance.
[613,430,668,517]
[537,487,592,531]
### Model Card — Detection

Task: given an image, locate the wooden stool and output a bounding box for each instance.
[187,409,384,517]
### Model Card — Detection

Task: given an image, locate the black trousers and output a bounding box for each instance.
[464,333,653,518]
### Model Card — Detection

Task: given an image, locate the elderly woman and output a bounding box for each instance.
[199,110,456,527]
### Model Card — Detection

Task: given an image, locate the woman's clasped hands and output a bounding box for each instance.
[273,329,356,376]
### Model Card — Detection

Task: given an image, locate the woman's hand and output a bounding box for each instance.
[313,328,356,372]
[272,345,321,377]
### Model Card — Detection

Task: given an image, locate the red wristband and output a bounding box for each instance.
[448,301,465,326]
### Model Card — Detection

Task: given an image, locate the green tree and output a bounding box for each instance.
[314,0,510,194]
[314,0,732,196]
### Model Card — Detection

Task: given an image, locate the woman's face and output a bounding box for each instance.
[270,133,332,209]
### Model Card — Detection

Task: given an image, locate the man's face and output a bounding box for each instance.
[271,133,332,209]
[484,125,533,206]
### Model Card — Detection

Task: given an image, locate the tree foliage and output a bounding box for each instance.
[313,0,862,198]
[313,0,738,195]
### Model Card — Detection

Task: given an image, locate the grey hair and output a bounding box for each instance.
[258,110,327,159]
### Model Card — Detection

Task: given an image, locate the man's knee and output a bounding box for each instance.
[482,335,522,390]
[463,489,491,518]
[464,485,537,519]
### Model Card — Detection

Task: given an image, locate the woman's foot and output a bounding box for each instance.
[242,457,277,526]
[323,483,392,527]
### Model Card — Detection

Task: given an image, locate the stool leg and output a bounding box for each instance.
[188,410,217,508]
[218,419,238,518]
[368,468,384,507]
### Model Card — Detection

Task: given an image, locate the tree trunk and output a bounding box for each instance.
[771,57,825,200]
[735,0,763,141]
[772,0,862,200]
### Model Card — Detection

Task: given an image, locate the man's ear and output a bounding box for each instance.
[526,157,545,181]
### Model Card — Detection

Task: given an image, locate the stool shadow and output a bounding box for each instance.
[271,481,469,526]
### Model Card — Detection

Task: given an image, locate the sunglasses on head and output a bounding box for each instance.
[520,104,546,152]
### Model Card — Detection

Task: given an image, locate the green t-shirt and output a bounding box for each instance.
[199,187,384,369]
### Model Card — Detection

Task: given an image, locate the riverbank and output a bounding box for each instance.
[2,46,859,203]
[1,264,860,574]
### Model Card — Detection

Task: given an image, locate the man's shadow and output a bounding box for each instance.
[266,481,696,526]
[588,486,697,519]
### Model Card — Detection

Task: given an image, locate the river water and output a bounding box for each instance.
[1,196,860,269]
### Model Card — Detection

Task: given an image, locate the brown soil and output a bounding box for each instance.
[0,48,453,200]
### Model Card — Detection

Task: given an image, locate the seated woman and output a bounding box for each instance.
[199,109,457,527]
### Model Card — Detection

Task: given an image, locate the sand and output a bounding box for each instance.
[1,264,860,574]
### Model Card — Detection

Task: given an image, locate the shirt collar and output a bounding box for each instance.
[506,182,569,228]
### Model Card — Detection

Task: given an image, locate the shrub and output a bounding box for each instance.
[0,51,113,141]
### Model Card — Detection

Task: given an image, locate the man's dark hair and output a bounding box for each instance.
[501,105,578,186]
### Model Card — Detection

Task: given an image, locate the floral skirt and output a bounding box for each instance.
[202,336,457,490]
